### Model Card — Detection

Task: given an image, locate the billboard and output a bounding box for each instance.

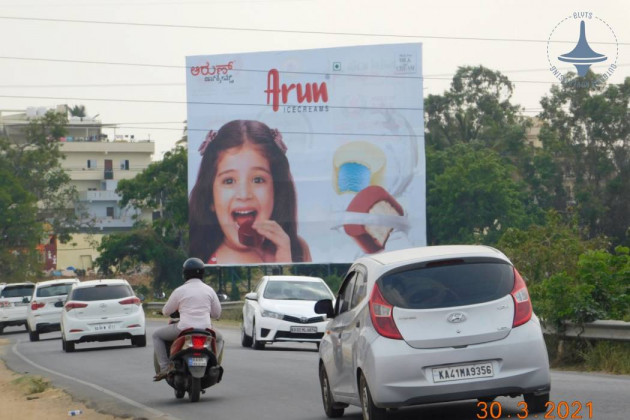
[186,43,425,266]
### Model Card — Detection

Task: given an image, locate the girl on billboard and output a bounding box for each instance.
[189,120,311,264]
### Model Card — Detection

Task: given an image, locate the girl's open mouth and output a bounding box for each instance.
[232,210,257,227]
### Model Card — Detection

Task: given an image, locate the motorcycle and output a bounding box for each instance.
[154,314,223,402]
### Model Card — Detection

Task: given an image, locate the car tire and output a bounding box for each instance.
[132,334,147,347]
[252,320,265,350]
[62,337,75,353]
[189,377,201,402]
[319,364,345,418]
[241,324,253,347]
[28,326,40,342]
[524,392,550,413]
[360,373,387,420]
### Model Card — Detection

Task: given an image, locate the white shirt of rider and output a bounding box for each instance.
[161,278,222,330]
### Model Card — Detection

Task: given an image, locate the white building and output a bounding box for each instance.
[0,105,155,271]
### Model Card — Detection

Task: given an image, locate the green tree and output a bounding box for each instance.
[68,105,87,118]
[425,65,528,157]
[535,246,629,330]
[96,146,188,290]
[96,227,186,291]
[497,210,609,286]
[427,143,531,245]
[539,72,630,246]
[0,111,79,282]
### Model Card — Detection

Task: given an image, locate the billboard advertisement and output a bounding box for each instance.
[186,43,425,266]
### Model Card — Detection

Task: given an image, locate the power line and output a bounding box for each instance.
[0,94,425,111]
[0,15,626,45]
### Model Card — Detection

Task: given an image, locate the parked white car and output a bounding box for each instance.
[0,282,35,333]
[60,279,146,352]
[315,245,551,420]
[26,278,80,341]
[241,275,335,350]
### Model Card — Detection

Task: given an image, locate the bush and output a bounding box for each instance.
[534,246,629,331]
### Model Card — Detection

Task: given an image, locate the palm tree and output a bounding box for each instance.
[68,105,87,118]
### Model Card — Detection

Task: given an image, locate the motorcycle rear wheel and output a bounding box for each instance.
[189,377,201,402]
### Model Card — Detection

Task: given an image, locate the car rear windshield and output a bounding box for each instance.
[0,285,35,298]
[36,283,75,298]
[378,261,514,309]
[264,281,333,301]
[70,284,132,301]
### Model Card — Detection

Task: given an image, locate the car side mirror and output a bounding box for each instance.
[314,299,335,319]
[245,292,258,301]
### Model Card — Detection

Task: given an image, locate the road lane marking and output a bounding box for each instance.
[12,339,179,420]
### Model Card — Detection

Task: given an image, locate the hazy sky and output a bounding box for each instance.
[0,0,627,159]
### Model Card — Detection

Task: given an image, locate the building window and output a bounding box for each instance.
[87,159,97,169]
[106,207,114,218]
[120,160,130,170]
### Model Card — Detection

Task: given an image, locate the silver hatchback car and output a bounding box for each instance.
[315,245,550,420]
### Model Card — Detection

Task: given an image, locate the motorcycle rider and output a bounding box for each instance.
[152,257,224,381]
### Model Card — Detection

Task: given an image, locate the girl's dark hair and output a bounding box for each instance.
[189,120,306,263]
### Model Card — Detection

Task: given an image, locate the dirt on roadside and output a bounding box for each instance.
[0,339,131,420]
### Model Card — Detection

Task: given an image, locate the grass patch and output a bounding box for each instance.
[11,375,51,395]
[544,335,630,374]
[581,341,630,374]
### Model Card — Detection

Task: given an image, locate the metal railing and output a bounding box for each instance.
[143,301,630,341]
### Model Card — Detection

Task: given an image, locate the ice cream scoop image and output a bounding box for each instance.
[333,141,386,194]
[343,186,404,254]
[238,219,264,248]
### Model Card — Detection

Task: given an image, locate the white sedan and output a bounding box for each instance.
[61,279,146,352]
[241,275,335,350]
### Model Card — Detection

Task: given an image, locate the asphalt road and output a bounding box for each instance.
[1,321,629,420]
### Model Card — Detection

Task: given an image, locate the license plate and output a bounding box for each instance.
[93,323,117,331]
[432,362,494,383]
[188,357,207,367]
[290,326,317,334]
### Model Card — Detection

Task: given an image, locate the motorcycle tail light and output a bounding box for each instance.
[192,335,207,349]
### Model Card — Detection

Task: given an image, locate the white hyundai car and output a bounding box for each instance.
[61,279,146,352]
[241,275,335,350]
[0,282,35,334]
[315,245,551,420]
[26,278,80,341]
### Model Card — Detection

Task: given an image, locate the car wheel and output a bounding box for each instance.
[524,392,550,413]
[189,377,201,402]
[359,373,387,420]
[252,320,265,350]
[241,324,253,347]
[319,364,345,418]
[132,334,147,347]
[62,337,75,353]
[28,326,40,342]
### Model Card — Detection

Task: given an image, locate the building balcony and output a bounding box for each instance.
[78,190,120,202]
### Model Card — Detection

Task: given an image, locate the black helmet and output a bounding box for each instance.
[182,257,205,281]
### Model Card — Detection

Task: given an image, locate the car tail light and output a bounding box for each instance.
[119,297,141,306]
[65,302,88,311]
[511,268,533,327]
[369,283,402,340]
[31,301,45,311]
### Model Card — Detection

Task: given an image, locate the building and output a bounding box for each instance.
[0,105,155,272]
